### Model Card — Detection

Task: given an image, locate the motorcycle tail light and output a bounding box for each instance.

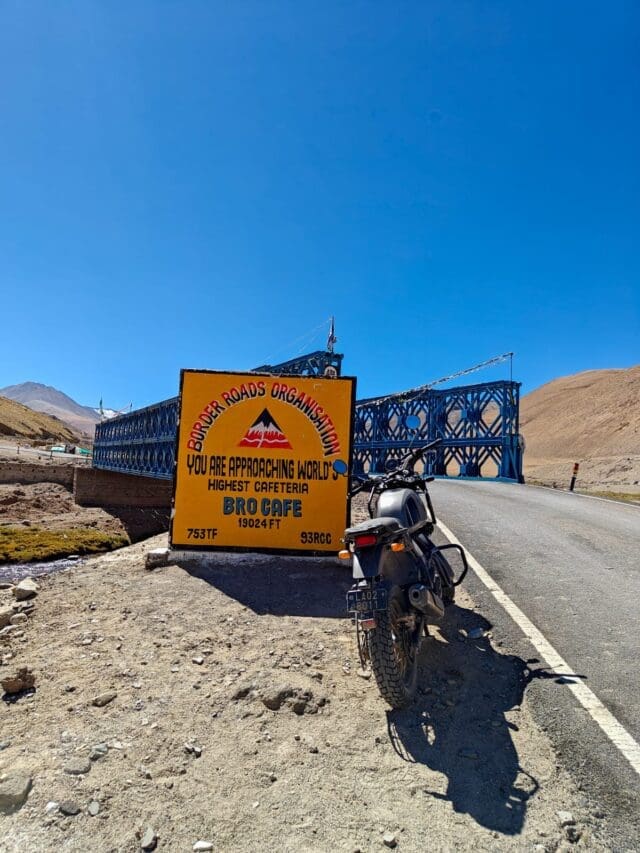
[353,534,378,548]
[390,541,405,552]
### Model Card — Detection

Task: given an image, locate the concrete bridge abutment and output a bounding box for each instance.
[73,468,172,508]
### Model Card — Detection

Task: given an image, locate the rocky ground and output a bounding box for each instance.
[0,527,614,852]
[524,456,640,497]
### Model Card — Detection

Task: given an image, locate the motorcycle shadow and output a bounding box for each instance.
[175,554,353,618]
[386,603,552,836]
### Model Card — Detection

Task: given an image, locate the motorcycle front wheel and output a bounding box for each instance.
[367,585,420,709]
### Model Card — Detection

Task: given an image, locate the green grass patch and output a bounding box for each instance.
[579,490,640,505]
[0,526,130,563]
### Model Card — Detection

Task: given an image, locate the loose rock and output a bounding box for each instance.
[90,742,109,761]
[1,666,36,695]
[9,613,28,625]
[88,800,100,816]
[383,831,398,848]
[193,842,214,852]
[260,683,325,714]
[12,578,38,600]
[64,757,92,776]
[0,606,12,628]
[141,826,158,850]
[145,548,170,570]
[557,810,575,827]
[261,684,296,711]
[0,775,33,814]
[59,800,81,816]
[231,683,257,701]
[565,825,582,843]
[92,691,118,707]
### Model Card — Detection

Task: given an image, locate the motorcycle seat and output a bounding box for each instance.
[345,516,403,537]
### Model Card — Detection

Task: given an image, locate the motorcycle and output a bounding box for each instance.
[341,436,468,709]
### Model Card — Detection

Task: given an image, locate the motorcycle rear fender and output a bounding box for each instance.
[353,544,422,586]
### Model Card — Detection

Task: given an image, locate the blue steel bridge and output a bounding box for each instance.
[93,349,523,483]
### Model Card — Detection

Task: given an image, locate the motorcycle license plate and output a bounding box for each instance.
[347,586,388,614]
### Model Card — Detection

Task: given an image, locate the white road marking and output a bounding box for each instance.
[437,518,640,778]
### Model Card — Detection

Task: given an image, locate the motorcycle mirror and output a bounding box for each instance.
[332,459,348,475]
[384,457,397,472]
[405,415,421,430]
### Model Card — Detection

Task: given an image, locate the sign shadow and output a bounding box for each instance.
[175,553,352,619]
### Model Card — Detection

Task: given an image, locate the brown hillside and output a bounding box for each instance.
[521,366,640,489]
[0,381,99,436]
[0,396,80,443]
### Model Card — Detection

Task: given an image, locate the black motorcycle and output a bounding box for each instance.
[342,437,468,708]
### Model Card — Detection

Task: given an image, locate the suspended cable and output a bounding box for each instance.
[356,352,515,407]
[260,317,332,365]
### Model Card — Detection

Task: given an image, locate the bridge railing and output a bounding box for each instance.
[92,361,522,483]
[353,380,522,481]
[93,397,179,480]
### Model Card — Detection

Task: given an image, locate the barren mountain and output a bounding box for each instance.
[521,366,640,490]
[0,396,80,443]
[0,382,100,437]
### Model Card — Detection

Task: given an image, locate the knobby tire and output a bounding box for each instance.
[367,586,419,709]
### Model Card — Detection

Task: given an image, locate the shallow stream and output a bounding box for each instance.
[0,555,85,583]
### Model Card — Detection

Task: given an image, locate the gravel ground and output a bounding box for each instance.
[0,527,613,852]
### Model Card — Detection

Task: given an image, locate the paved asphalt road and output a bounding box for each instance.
[430,480,640,849]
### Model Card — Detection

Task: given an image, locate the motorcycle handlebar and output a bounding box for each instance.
[406,437,442,469]
[349,438,442,494]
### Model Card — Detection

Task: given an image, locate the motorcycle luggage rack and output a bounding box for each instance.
[428,543,469,587]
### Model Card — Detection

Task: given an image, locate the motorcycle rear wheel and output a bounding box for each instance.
[367,585,420,709]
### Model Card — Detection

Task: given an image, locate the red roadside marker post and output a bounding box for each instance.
[569,462,580,492]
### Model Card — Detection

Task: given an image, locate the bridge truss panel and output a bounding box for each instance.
[93,356,523,483]
[253,350,343,377]
[93,397,179,480]
[353,380,523,482]
[92,351,343,480]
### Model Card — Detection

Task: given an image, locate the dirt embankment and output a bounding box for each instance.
[0,525,611,852]
[521,366,640,492]
[0,478,169,565]
[0,483,126,536]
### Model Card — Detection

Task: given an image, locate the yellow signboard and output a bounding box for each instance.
[171,370,356,555]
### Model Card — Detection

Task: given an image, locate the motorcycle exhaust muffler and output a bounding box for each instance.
[408,584,444,621]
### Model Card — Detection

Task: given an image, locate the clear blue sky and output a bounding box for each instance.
[1,1,638,409]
